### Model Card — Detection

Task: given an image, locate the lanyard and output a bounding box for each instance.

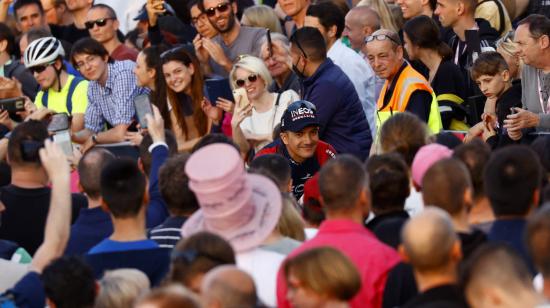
[538,71,550,114]
[454,42,466,65]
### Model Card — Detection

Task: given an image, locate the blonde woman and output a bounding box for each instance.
[241,5,283,34]
[220,56,299,154]
[357,0,399,32]
[496,30,521,80]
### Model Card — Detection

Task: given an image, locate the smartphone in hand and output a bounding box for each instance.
[232,87,249,109]
[134,94,153,129]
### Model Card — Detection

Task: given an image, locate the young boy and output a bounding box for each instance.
[469,51,522,149]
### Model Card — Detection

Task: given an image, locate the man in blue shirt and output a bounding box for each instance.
[289,27,372,161]
[84,107,170,286]
[69,37,145,152]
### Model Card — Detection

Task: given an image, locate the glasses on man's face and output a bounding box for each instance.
[235,74,258,87]
[204,2,230,17]
[75,55,99,70]
[365,34,401,46]
[84,17,115,30]
[191,13,206,25]
[29,61,55,74]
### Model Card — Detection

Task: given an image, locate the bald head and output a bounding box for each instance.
[201,266,257,308]
[462,244,538,308]
[348,6,380,30]
[401,207,459,272]
[78,148,115,199]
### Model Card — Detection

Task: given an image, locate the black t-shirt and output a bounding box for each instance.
[486,81,522,149]
[403,284,468,308]
[50,24,89,44]
[0,185,87,255]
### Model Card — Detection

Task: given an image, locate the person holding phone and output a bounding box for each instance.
[160,47,221,152]
[226,56,299,155]
[23,36,88,137]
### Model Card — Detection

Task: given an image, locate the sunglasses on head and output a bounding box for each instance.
[205,2,230,17]
[365,34,401,45]
[235,74,258,87]
[29,61,55,74]
[84,18,115,30]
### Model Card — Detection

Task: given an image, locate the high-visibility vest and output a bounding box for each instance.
[376,64,443,134]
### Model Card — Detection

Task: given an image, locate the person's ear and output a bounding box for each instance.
[501,69,510,83]
[396,45,404,60]
[398,244,410,263]
[451,238,463,262]
[54,58,63,70]
[327,25,338,40]
[280,132,289,146]
[137,157,145,173]
[113,19,120,31]
[188,63,195,76]
[77,181,84,194]
[232,1,238,14]
[530,188,540,213]
[0,39,8,53]
[539,34,550,50]
[463,187,474,213]
[100,199,111,214]
[142,187,150,207]
[359,187,371,215]
[457,1,465,15]
[363,26,373,37]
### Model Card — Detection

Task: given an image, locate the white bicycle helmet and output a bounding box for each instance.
[24,37,65,68]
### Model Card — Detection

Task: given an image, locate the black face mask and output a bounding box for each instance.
[292,57,307,80]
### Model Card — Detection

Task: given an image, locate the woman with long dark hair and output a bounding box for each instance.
[132,46,219,151]
[403,15,468,130]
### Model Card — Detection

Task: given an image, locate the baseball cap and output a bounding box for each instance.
[280,100,319,133]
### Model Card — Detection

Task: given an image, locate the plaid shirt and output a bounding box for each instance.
[85,60,146,132]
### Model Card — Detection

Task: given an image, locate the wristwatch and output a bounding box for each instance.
[91,134,98,144]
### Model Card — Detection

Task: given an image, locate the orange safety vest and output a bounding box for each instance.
[376,63,442,134]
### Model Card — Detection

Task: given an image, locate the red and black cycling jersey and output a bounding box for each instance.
[256,139,336,200]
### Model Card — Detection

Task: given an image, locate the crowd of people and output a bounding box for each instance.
[0,0,548,307]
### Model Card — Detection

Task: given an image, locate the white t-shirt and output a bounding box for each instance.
[239,90,299,150]
[237,248,286,307]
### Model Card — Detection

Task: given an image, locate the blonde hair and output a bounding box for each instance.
[242,5,283,34]
[230,55,273,91]
[95,269,150,308]
[283,247,361,301]
[276,195,306,241]
[496,30,517,56]
[357,0,399,32]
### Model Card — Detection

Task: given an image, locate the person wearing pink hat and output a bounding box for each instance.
[411,143,453,190]
[181,142,284,306]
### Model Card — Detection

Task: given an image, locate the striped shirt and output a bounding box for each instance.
[85,60,146,133]
[148,216,188,249]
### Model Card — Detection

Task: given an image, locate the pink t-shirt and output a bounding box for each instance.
[276,219,401,308]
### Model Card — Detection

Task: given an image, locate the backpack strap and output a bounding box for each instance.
[66,77,85,115]
[42,90,49,109]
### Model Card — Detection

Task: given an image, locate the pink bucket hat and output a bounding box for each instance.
[411,143,453,187]
[181,143,282,253]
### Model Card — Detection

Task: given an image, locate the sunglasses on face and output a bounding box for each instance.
[84,18,115,30]
[29,61,55,74]
[365,34,401,45]
[235,74,258,87]
[205,2,230,17]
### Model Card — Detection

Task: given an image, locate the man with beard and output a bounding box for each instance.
[194,0,266,77]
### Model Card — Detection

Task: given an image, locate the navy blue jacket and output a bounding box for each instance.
[302,58,372,160]
[64,207,112,256]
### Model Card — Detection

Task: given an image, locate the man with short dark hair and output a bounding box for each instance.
[193,0,265,76]
[256,100,336,200]
[422,158,487,259]
[70,38,146,151]
[504,14,550,139]
[249,154,293,193]
[400,207,468,308]
[435,0,499,97]
[396,0,438,20]
[289,27,372,160]
[365,28,442,134]
[64,148,115,256]
[276,155,401,308]
[0,120,86,255]
[462,244,547,307]
[365,153,410,249]
[484,145,542,275]
[86,4,138,61]
[148,154,199,248]
[452,140,494,232]
[83,108,171,286]
[526,205,550,300]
